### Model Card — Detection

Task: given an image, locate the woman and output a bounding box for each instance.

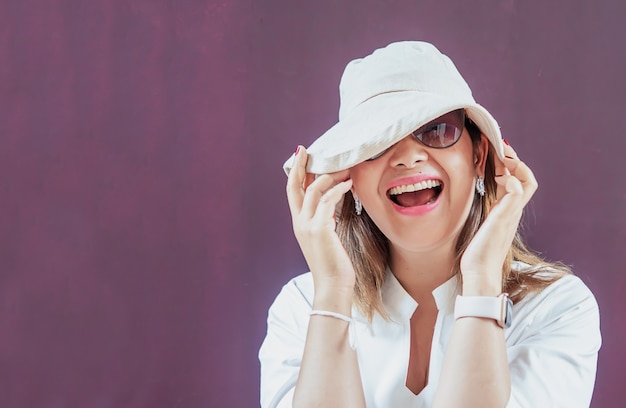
[259,41,600,408]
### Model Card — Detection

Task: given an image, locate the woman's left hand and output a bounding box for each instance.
[460,141,538,295]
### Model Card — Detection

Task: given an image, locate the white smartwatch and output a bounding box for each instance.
[454,293,513,328]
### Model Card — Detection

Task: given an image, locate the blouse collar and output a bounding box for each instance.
[381,268,460,322]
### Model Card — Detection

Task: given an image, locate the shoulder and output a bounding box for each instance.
[518,273,598,314]
[505,273,601,407]
[260,273,314,407]
[511,273,601,347]
[275,272,315,307]
[512,261,598,316]
[264,272,315,328]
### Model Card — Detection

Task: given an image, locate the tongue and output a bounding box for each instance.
[395,189,436,207]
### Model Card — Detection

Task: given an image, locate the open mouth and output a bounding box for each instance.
[387,180,443,207]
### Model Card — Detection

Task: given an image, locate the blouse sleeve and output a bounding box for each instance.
[258,274,314,408]
[505,275,601,408]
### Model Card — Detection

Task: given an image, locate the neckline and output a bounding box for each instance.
[381,268,460,321]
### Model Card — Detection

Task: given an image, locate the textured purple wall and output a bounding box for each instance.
[0,1,623,407]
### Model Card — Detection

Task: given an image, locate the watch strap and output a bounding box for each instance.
[454,294,512,328]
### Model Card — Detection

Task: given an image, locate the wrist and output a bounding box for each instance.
[312,285,354,316]
[461,273,501,296]
[454,293,513,329]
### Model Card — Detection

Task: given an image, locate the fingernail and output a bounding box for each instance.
[503,138,510,146]
[495,174,504,177]
[505,155,515,160]
[295,146,301,155]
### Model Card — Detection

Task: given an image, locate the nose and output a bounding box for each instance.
[388,135,429,168]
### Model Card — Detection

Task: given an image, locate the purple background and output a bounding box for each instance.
[0,1,624,407]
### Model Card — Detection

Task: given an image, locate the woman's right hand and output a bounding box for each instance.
[286,146,356,306]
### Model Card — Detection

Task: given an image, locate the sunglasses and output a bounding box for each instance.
[367,110,466,161]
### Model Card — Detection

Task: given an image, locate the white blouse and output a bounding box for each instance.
[259,268,601,407]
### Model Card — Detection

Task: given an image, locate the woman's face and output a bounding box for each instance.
[349,111,488,253]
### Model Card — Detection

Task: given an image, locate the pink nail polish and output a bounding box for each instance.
[295,146,301,155]
[503,138,510,146]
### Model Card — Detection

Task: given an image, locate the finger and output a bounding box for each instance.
[286,146,307,215]
[328,169,351,182]
[491,175,527,222]
[492,155,508,179]
[312,179,353,224]
[502,157,538,203]
[304,172,316,190]
[501,141,538,196]
[503,156,536,186]
[503,142,519,160]
[313,169,350,184]
[494,174,524,198]
[502,142,533,183]
[492,156,510,201]
[500,142,520,177]
[301,174,348,219]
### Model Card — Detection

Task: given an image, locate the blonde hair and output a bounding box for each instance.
[336,119,571,321]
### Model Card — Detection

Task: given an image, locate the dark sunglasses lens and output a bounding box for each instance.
[415,123,462,148]
[368,112,465,160]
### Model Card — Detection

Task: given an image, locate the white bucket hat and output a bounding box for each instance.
[283,41,505,175]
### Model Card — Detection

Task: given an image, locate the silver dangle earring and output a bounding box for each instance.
[353,194,362,215]
[476,176,485,197]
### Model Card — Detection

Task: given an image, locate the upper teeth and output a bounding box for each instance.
[388,180,441,196]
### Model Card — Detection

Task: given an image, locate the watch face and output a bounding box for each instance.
[503,296,513,329]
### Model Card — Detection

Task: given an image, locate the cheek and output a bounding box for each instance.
[439,149,478,211]
[349,164,380,199]
[446,143,479,183]
[449,165,477,205]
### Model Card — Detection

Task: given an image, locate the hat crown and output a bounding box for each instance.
[338,41,474,120]
[282,40,504,175]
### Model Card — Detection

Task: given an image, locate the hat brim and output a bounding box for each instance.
[283,90,504,175]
